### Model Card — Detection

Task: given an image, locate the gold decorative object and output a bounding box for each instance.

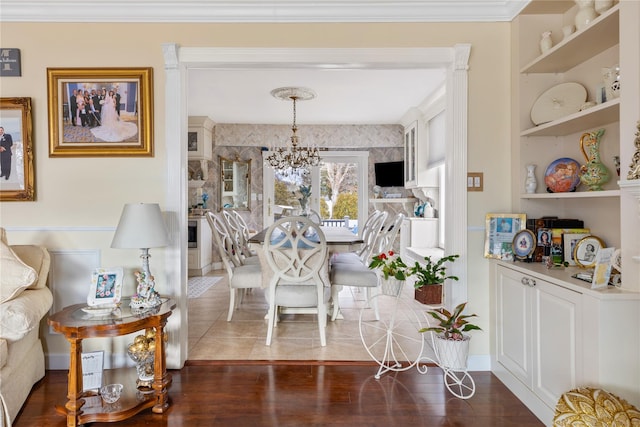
[628,121,640,180]
[126,328,163,390]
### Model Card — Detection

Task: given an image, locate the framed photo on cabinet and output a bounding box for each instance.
[484,213,526,259]
[47,67,153,157]
[0,97,34,201]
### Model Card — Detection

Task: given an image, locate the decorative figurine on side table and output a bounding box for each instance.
[130,271,162,311]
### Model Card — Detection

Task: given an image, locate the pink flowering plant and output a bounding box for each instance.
[368,250,411,280]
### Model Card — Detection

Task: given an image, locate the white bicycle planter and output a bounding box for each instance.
[358,279,475,399]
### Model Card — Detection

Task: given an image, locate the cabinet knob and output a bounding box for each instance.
[520,277,536,287]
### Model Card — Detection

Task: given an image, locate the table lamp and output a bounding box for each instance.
[111,203,169,310]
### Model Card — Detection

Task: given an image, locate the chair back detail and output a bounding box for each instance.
[358,210,389,262]
[206,212,243,269]
[222,210,253,260]
[374,213,405,255]
[264,216,328,285]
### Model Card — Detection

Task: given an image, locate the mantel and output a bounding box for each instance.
[369,198,417,216]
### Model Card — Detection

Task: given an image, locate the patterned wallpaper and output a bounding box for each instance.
[188,123,406,232]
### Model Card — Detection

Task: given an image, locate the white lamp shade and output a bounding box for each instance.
[111,203,170,249]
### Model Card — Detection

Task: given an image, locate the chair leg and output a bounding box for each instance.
[227,288,236,322]
[266,305,277,346]
[330,285,342,321]
[317,304,327,347]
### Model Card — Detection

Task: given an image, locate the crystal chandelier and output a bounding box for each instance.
[265,87,320,172]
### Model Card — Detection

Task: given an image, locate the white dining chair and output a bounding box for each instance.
[263,216,330,346]
[221,209,259,264]
[331,210,388,265]
[206,212,262,321]
[329,212,404,321]
[306,209,322,224]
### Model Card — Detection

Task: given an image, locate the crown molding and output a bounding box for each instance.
[0,1,530,23]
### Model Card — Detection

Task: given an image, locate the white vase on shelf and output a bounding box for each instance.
[595,0,613,14]
[525,164,537,194]
[540,31,553,54]
[574,0,598,31]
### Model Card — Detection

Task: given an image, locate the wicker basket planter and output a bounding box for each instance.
[414,284,443,305]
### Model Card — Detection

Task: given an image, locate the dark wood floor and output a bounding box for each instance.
[15,361,543,426]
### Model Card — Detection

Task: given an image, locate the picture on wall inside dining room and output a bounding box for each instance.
[47,67,153,157]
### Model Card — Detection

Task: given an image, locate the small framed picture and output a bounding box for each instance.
[87,267,123,307]
[512,229,536,260]
[591,247,615,289]
[484,213,526,259]
[563,233,590,266]
[573,236,605,269]
[537,229,552,247]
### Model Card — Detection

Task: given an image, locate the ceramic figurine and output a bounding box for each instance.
[525,164,537,194]
[602,65,620,100]
[540,31,553,54]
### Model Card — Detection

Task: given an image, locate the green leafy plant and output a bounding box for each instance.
[368,251,410,280]
[410,254,459,288]
[420,302,482,341]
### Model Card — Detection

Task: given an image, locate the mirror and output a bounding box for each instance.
[220,156,251,210]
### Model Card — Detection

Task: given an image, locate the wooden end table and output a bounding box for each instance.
[48,298,176,427]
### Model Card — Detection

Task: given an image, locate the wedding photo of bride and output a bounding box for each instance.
[61,82,139,144]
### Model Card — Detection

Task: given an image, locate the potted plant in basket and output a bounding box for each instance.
[420,302,482,371]
[409,254,459,305]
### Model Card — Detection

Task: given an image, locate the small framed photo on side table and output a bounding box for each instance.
[87,267,123,307]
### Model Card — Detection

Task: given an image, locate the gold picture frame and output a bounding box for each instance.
[484,213,526,259]
[0,97,34,201]
[47,67,153,157]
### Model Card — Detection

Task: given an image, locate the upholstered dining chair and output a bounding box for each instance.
[206,212,262,321]
[331,209,388,266]
[263,216,330,346]
[329,212,404,321]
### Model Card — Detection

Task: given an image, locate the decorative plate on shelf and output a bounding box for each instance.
[530,82,587,125]
[544,157,581,193]
[512,229,537,260]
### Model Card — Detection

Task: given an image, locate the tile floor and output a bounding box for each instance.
[188,269,437,362]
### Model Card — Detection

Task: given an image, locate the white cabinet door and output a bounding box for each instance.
[496,265,582,411]
[496,265,532,386]
[531,278,582,409]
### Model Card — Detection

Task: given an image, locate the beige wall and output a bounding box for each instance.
[0,22,511,366]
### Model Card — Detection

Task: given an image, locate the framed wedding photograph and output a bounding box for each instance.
[87,267,123,307]
[47,67,153,157]
[484,213,526,259]
[0,97,34,201]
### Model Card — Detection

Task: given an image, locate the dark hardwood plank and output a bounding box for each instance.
[15,362,543,426]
